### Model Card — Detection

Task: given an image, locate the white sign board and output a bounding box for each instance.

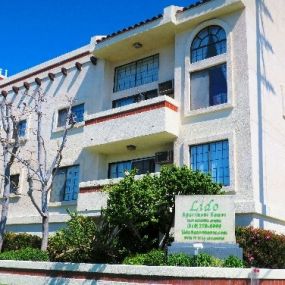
[174,195,236,243]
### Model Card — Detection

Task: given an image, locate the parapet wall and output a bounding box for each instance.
[0,261,284,284]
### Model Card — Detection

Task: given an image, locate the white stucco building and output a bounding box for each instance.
[1,0,285,234]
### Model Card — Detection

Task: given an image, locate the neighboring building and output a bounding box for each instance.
[0,0,285,235]
[0,69,8,81]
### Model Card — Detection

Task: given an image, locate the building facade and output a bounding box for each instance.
[1,0,285,235]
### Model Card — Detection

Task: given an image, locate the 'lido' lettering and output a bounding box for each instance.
[190,199,219,212]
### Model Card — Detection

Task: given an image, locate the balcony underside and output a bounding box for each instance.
[85,131,176,155]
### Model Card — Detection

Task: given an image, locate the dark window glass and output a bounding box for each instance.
[191,26,226,63]
[109,161,132,179]
[10,174,20,194]
[18,120,27,137]
[108,157,155,178]
[114,55,159,92]
[190,64,227,110]
[57,104,84,127]
[190,140,229,186]
[50,165,80,202]
[112,89,158,108]
[132,158,155,175]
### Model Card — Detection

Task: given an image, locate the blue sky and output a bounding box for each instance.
[0,0,196,76]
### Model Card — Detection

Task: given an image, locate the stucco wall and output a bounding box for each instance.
[0,0,285,234]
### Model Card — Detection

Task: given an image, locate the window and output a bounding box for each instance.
[112,89,158,108]
[10,174,20,194]
[108,157,155,178]
[190,140,229,186]
[18,120,27,137]
[57,104,84,127]
[190,63,227,110]
[191,25,226,63]
[114,54,159,92]
[190,25,227,111]
[50,165,80,202]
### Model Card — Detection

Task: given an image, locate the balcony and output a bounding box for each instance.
[83,95,179,154]
[77,173,160,213]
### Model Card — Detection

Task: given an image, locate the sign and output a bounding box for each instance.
[174,195,236,243]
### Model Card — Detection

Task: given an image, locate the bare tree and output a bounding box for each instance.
[9,87,76,251]
[0,93,21,250]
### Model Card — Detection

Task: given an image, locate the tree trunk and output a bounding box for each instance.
[41,188,49,251]
[0,150,10,251]
[41,214,49,251]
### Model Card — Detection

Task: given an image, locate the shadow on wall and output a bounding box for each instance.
[44,263,107,285]
[256,0,274,226]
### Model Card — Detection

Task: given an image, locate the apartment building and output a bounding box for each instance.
[1,0,285,235]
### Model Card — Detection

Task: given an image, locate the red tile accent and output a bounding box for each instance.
[85,100,178,126]
[79,185,104,193]
[0,51,90,89]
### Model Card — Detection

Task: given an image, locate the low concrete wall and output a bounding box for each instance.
[0,261,284,285]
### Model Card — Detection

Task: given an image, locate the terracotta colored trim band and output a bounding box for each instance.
[0,268,283,284]
[79,185,104,193]
[0,51,90,89]
[85,101,178,126]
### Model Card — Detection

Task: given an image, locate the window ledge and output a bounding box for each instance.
[49,200,77,208]
[52,122,85,134]
[185,103,233,118]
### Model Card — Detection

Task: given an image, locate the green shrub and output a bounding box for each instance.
[0,248,49,261]
[123,250,166,266]
[191,253,222,267]
[48,212,97,262]
[3,232,41,252]
[123,251,235,267]
[167,253,192,266]
[236,227,285,269]
[223,255,244,268]
[104,166,222,256]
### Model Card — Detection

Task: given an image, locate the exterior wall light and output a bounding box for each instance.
[133,42,143,49]
[126,145,136,151]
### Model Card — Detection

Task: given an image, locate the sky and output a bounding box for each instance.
[0,0,197,76]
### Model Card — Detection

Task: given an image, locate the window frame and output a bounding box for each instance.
[113,54,159,93]
[10,174,20,195]
[108,157,156,179]
[190,140,230,186]
[184,133,235,192]
[50,165,80,202]
[183,20,233,117]
[56,103,85,128]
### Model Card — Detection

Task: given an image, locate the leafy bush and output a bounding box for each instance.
[48,212,97,262]
[236,226,285,269]
[191,253,222,267]
[104,166,223,255]
[3,232,41,252]
[123,250,166,266]
[167,253,192,266]
[0,248,49,261]
[123,251,241,268]
[223,255,244,268]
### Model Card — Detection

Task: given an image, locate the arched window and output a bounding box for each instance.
[191,25,226,63]
[189,25,228,110]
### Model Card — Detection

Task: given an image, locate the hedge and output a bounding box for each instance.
[236,226,285,269]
